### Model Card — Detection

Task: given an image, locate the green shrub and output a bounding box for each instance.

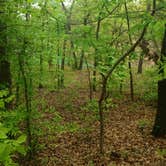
[0,123,26,166]
[137,119,150,132]
[0,89,27,166]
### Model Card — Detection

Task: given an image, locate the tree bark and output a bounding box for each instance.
[0,19,12,91]
[93,17,101,91]
[19,40,32,159]
[137,53,144,74]
[79,50,85,70]
[152,24,166,137]
[78,11,89,70]
[138,39,149,73]
[124,1,134,101]
[39,4,46,89]
[60,40,66,87]
[152,79,166,137]
[0,3,12,109]
[159,24,166,75]
[85,57,92,100]
[71,41,78,69]
[62,1,77,71]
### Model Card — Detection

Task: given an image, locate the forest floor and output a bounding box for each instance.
[26,69,166,166]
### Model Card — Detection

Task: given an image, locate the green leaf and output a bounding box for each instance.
[0,124,9,139]
[0,90,9,98]
[15,145,26,155]
[4,95,15,103]
[0,143,11,162]
[0,100,5,109]
[16,134,26,144]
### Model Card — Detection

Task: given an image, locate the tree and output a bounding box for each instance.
[152,24,166,137]
[97,0,156,154]
[0,1,12,92]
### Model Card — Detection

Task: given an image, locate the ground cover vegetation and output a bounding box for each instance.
[0,0,166,165]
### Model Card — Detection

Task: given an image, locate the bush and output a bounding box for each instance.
[0,89,27,166]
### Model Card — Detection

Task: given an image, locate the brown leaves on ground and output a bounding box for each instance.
[27,71,165,166]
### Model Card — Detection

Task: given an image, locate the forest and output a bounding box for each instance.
[0,0,166,165]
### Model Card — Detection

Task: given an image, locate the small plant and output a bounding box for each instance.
[82,99,99,120]
[88,160,94,166]
[120,150,129,160]
[156,149,166,159]
[137,119,150,133]
[0,89,14,110]
[0,123,26,166]
[103,98,117,111]
[0,89,27,166]
[143,91,157,102]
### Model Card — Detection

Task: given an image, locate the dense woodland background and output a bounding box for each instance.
[0,0,166,165]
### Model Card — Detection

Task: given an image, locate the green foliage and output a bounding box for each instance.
[0,90,14,110]
[84,99,99,113]
[103,98,117,111]
[143,91,157,102]
[0,91,26,166]
[137,119,150,131]
[88,160,94,166]
[1,0,165,164]
[157,149,166,159]
[0,133,26,166]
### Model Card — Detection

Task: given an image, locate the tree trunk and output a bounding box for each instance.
[124,1,134,101]
[152,24,166,137]
[128,60,134,101]
[159,24,166,75]
[93,18,101,91]
[85,58,92,100]
[98,76,107,154]
[39,46,44,88]
[20,4,32,159]
[57,44,61,88]
[18,46,32,159]
[79,50,84,70]
[152,79,166,137]
[78,11,89,70]
[137,53,144,74]
[0,7,12,109]
[0,61,12,90]
[70,41,78,69]
[39,9,46,89]
[0,20,12,91]
[60,40,66,87]
[93,56,97,91]
[16,71,20,106]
